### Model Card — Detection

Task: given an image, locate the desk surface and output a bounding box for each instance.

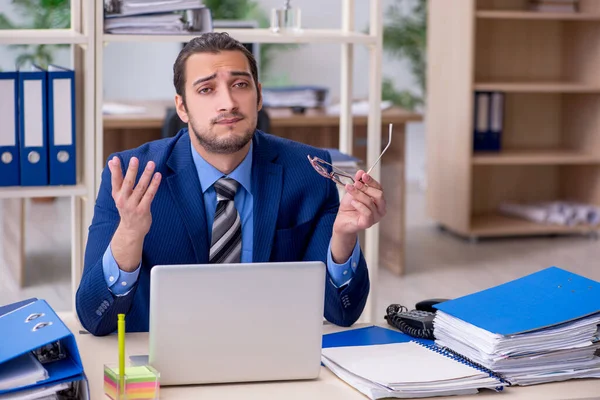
[102,100,423,130]
[59,312,600,400]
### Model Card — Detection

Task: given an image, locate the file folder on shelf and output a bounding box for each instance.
[0,298,89,399]
[18,65,48,186]
[0,71,20,186]
[47,65,76,186]
[473,91,503,152]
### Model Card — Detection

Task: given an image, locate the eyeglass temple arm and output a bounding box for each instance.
[366,123,393,175]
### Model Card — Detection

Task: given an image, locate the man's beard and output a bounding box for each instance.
[189,112,255,154]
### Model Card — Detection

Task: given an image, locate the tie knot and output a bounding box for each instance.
[214,177,239,201]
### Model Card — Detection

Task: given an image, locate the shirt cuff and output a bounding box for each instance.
[326,236,361,288]
[102,244,141,296]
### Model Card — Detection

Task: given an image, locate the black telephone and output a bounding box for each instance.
[384,298,449,340]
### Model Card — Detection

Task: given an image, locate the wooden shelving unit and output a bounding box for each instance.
[0,0,96,303]
[426,0,600,239]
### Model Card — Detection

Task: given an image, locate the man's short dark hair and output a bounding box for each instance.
[173,32,260,106]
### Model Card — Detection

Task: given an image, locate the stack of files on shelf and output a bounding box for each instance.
[473,91,504,152]
[104,0,213,34]
[528,0,579,12]
[0,298,89,399]
[0,64,76,187]
[433,266,600,386]
[321,326,507,399]
[499,201,600,226]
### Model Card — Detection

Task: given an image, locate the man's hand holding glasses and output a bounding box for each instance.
[308,124,391,263]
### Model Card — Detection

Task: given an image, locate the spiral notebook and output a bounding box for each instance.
[322,326,506,399]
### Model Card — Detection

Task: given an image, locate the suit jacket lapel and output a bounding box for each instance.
[166,132,209,263]
[252,132,282,263]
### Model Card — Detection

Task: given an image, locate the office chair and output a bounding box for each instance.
[161,107,271,139]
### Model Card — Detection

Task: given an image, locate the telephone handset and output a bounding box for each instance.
[384,299,449,340]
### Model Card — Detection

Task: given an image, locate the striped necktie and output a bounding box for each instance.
[209,177,242,264]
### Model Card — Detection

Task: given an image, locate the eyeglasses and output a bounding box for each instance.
[308,123,393,186]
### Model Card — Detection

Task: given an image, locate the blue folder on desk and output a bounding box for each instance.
[433,266,600,335]
[0,298,89,398]
[322,325,433,349]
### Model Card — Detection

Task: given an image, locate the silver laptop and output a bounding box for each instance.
[148,262,326,386]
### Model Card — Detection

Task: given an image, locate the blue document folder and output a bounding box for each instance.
[0,71,20,186]
[434,266,600,335]
[18,65,49,186]
[0,299,89,398]
[47,64,76,186]
[322,325,432,349]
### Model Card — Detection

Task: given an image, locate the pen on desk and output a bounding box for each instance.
[118,313,125,398]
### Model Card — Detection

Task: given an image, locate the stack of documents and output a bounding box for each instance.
[105,0,203,16]
[261,86,330,109]
[499,201,600,226]
[104,0,212,34]
[433,266,600,386]
[322,326,506,399]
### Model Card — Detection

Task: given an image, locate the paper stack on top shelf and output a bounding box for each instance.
[105,0,204,16]
[433,266,600,386]
[104,0,212,34]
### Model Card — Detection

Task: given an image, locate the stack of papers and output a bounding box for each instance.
[499,201,600,226]
[106,0,204,16]
[261,86,329,108]
[104,1,212,35]
[0,353,48,392]
[433,266,600,386]
[321,327,506,399]
[105,13,188,34]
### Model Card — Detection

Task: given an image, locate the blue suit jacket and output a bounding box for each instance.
[76,129,370,336]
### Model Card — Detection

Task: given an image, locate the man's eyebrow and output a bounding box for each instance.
[230,71,252,78]
[192,73,217,86]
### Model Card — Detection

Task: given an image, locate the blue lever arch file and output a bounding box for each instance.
[0,299,89,398]
[47,64,76,186]
[0,71,20,187]
[434,266,600,335]
[18,65,49,186]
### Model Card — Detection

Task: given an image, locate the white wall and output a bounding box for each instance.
[0,0,426,186]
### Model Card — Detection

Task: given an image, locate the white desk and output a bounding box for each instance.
[59,313,600,400]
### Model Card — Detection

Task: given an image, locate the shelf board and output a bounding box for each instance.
[471,214,598,237]
[472,149,600,165]
[103,28,376,44]
[474,82,600,93]
[0,184,87,199]
[476,10,600,20]
[0,29,88,45]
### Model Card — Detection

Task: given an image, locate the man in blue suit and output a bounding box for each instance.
[76,32,387,336]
